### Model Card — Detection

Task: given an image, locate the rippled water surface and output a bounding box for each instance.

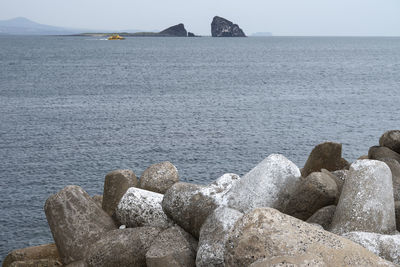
[0,36,399,261]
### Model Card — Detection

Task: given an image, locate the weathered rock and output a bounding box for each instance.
[301,142,346,177]
[116,187,174,228]
[306,205,336,230]
[343,231,400,264]
[211,16,246,37]
[159,23,187,37]
[146,226,197,267]
[3,243,60,267]
[380,130,400,154]
[102,169,137,216]
[369,146,400,164]
[379,158,400,201]
[196,207,243,267]
[8,259,62,267]
[224,207,395,267]
[330,160,396,235]
[321,168,346,195]
[91,195,103,208]
[44,185,117,264]
[283,172,338,220]
[139,161,179,194]
[395,201,400,232]
[162,173,240,238]
[65,261,87,267]
[359,155,369,160]
[227,154,301,213]
[85,227,162,267]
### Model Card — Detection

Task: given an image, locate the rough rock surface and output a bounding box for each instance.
[91,195,103,208]
[3,243,61,267]
[379,158,400,201]
[306,205,336,230]
[116,187,174,228]
[395,201,400,232]
[369,146,400,164]
[211,16,246,37]
[139,161,179,194]
[196,207,243,267]
[44,185,116,264]
[162,174,240,238]
[8,259,62,267]
[302,142,346,177]
[380,130,400,154]
[146,226,197,267]
[224,207,395,267]
[283,172,338,220]
[343,231,400,264]
[65,261,87,267]
[102,169,137,216]
[330,160,396,235]
[227,154,301,213]
[321,168,347,194]
[85,227,161,267]
[159,23,187,37]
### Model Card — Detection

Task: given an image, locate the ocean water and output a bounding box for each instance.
[0,36,399,261]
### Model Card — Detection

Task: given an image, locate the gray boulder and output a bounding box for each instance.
[283,172,338,220]
[139,161,179,194]
[343,231,400,264]
[102,169,137,216]
[227,154,301,213]
[8,259,62,267]
[224,207,395,267]
[196,207,243,267]
[91,195,103,208]
[321,168,347,195]
[380,130,400,154]
[395,201,400,232]
[379,158,400,201]
[369,146,400,164]
[116,187,174,228]
[302,142,348,177]
[211,16,246,37]
[3,243,61,267]
[44,185,117,264]
[146,226,197,267]
[306,205,336,230]
[330,160,396,235]
[162,174,240,238]
[85,227,162,267]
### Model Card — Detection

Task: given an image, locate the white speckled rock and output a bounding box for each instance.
[224,207,396,267]
[330,160,396,235]
[116,187,174,228]
[226,154,301,213]
[196,207,243,267]
[162,173,240,238]
[342,231,400,264]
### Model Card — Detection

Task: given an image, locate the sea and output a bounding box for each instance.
[0,36,399,261]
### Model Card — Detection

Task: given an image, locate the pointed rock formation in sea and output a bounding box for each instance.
[211,16,246,37]
[159,23,188,37]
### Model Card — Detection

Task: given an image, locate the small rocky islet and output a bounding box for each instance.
[4,130,400,266]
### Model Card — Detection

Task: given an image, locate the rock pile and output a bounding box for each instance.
[4,130,400,266]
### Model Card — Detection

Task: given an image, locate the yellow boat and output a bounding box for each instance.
[108,34,125,40]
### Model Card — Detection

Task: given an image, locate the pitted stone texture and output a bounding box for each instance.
[343,231,400,264]
[3,243,61,267]
[44,185,116,265]
[283,172,338,220]
[162,174,240,238]
[91,195,103,208]
[8,259,62,267]
[379,158,400,201]
[227,154,301,213]
[369,146,400,164]
[116,187,174,228]
[196,207,243,267]
[139,161,179,194]
[306,205,336,230]
[146,226,197,267]
[380,130,400,154]
[102,169,137,216]
[301,142,346,177]
[224,207,395,267]
[85,227,162,267]
[65,261,87,267]
[330,160,396,235]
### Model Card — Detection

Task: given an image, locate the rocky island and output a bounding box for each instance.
[4,130,400,266]
[211,16,246,37]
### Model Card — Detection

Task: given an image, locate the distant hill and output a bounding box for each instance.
[0,17,86,35]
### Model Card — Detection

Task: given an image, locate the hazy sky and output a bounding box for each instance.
[1,0,400,36]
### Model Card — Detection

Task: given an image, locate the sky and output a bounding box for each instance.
[1,0,400,36]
